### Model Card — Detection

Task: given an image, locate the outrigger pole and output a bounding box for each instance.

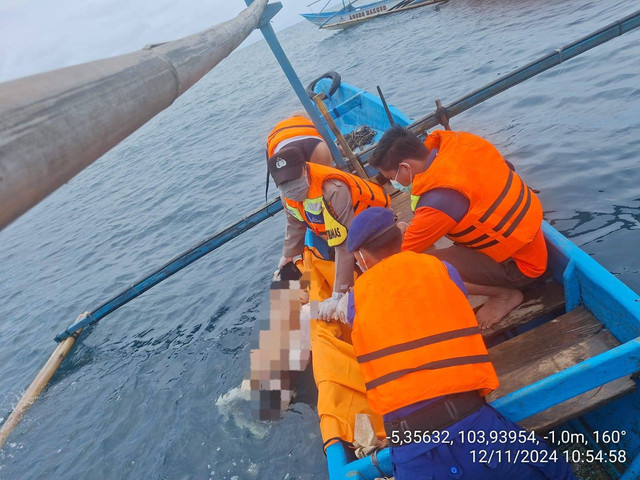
[0,0,270,448]
[408,9,640,135]
[0,0,268,231]
[352,8,640,168]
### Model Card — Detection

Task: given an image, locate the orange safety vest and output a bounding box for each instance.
[351,251,499,415]
[284,163,390,247]
[266,116,324,158]
[411,130,543,263]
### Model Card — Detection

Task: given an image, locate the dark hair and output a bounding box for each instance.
[369,126,428,171]
[360,225,402,259]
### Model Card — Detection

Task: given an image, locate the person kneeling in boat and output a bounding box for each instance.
[268,146,390,320]
[266,111,333,167]
[344,207,577,480]
[370,126,547,329]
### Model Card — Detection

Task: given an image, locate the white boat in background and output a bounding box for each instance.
[301,0,447,30]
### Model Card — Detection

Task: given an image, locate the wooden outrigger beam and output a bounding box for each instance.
[0,0,268,231]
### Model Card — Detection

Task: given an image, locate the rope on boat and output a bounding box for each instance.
[344,126,377,150]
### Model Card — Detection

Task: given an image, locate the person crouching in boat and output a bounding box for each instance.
[266,111,333,167]
[344,207,577,480]
[370,127,547,329]
[267,146,390,321]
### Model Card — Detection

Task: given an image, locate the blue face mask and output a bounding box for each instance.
[390,179,412,194]
[391,163,413,193]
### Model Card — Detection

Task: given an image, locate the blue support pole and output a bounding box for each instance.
[246,1,347,169]
[54,199,283,342]
[490,337,640,422]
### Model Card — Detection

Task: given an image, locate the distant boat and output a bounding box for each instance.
[301,0,447,30]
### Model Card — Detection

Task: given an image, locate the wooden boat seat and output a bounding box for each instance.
[333,93,362,118]
[487,307,636,432]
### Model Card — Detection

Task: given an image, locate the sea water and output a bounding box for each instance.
[0,0,639,478]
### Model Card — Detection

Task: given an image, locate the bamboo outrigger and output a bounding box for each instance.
[1,2,640,479]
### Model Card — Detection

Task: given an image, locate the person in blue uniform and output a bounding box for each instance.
[343,207,577,480]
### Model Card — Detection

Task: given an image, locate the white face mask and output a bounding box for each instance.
[279,174,309,201]
[390,163,412,194]
[356,250,369,272]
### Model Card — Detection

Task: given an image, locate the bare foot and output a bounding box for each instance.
[475,288,524,330]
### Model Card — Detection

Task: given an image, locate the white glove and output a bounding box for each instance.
[273,256,294,281]
[318,292,345,322]
[335,292,350,324]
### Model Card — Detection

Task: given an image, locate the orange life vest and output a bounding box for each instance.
[410,130,543,263]
[351,251,499,415]
[284,163,390,247]
[266,116,324,158]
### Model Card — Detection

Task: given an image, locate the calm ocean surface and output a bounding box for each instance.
[1,0,639,478]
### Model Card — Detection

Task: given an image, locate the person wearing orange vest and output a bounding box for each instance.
[344,207,577,480]
[266,112,333,167]
[267,146,390,320]
[369,127,548,330]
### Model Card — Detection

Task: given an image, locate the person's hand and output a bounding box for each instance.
[273,256,294,280]
[335,292,350,324]
[318,292,344,321]
[397,221,409,238]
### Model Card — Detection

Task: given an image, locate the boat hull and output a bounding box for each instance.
[315,79,640,479]
[301,0,447,30]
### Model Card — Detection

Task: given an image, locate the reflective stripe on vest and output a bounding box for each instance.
[351,251,499,415]
[267,116,323,157]
[284,163,390,247]
[410,130,542,263]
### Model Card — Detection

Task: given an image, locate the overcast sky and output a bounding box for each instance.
[0,0,318,82]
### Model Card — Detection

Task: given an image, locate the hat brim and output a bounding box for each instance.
[271,162,303,187]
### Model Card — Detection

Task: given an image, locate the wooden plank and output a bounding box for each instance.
[488,307,599,377]
[520,376,635,432]
[482,281,565,339]
[487,319,635,432]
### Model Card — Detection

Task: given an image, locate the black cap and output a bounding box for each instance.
[267,147,305,187]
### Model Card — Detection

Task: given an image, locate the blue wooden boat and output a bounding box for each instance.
[308,76,640,479]
[301,0,447,30]
[306,72,411,144]
[3,3,639,478]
